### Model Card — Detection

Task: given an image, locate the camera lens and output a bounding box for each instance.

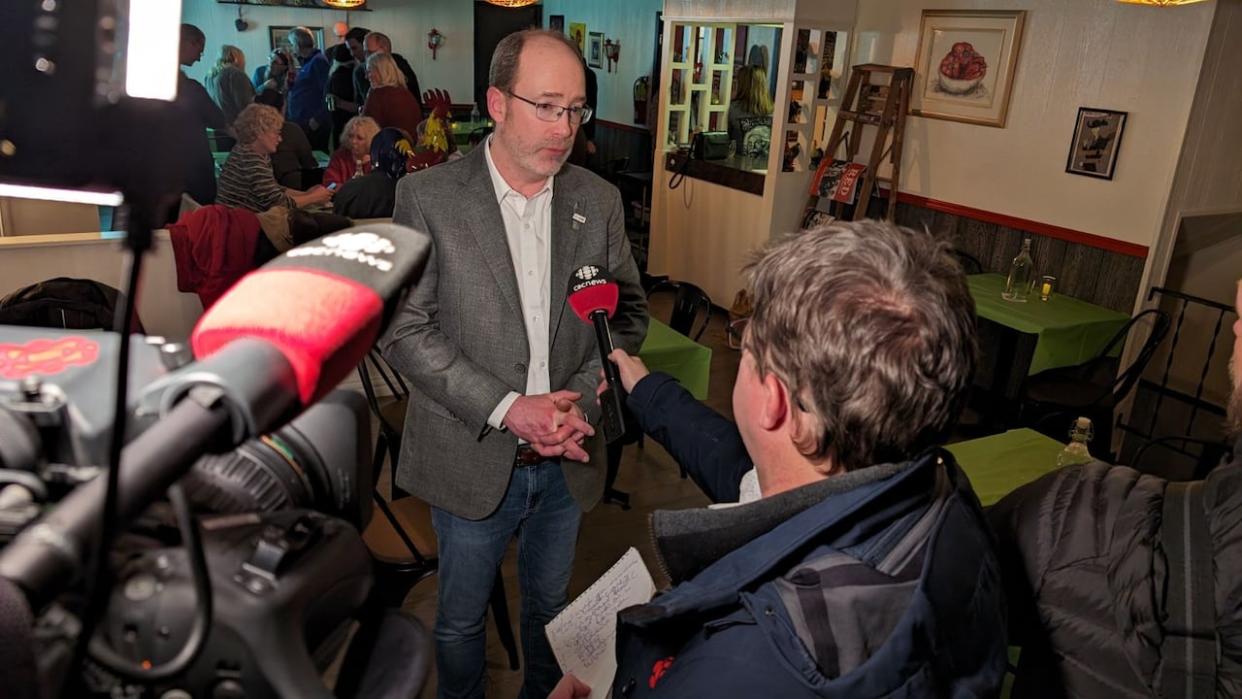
[181,391,372,529]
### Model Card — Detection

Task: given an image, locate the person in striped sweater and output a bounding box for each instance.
[216,104,333,213]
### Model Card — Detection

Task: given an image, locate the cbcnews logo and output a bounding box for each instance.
[286,232,396,272]
[575,265,600,281]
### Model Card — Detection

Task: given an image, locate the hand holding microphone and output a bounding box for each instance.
[567,265,628,443]
[597,349,650,396]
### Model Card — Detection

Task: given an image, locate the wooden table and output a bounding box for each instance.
[946,428,1067,507]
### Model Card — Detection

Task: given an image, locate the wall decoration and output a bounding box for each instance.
[549,15,565,34]
[587,31,604,69]
[269,25,324,54]
[569,22,587,55]
[910,10,1026,127]
[1065,108,1127,179]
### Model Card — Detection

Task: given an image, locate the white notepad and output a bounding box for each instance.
[547,547,656,697]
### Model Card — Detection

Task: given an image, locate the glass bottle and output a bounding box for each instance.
[470,103,480,125]
[1056,417,1095,467]
[1003,238,1035,302]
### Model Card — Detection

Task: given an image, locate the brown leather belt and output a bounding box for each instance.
[515,445,557,467]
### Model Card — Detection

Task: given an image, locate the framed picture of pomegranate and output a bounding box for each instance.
[910,10,1026,127]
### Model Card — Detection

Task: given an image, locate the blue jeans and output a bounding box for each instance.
[431,461,582,699]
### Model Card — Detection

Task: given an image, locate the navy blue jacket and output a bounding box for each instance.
[611,373,1007,697]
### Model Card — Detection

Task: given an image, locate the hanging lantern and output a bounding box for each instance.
[323,0,368,9]
[484,0,540,7]
[1115,0,1209,5]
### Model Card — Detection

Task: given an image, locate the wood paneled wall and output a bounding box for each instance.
[894,202,1146,314]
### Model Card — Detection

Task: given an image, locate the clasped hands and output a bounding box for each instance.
[502,391,594,461]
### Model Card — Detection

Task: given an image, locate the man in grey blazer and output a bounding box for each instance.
[381,29,647,699]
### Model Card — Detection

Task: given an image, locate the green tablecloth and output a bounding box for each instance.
[947,428,1066,507]
[638,319,711,400]
[968,273,1129,376]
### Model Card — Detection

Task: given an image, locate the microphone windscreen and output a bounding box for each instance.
[567,264,619,321]
[191,224,430,405]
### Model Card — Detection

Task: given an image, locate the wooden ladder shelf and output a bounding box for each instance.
[804,64,914,224]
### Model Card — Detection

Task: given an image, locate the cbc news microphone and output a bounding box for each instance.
[567,264,627,443]
[148,222,431,443]
[0,224,431,606]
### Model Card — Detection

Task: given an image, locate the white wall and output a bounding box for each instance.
[541,0,663,125]
[853,0,1215,249]
[181,0,475,104]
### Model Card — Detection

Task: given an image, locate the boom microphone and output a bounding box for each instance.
[567,265,626,443]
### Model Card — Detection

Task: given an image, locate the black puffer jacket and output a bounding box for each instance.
[988,448,1242,698]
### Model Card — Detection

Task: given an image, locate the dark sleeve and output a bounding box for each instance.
[986,468,1071,646]
[627,372,752,503]
[289,124,317,170]
[180,76,227,130]
[353,63,370,104]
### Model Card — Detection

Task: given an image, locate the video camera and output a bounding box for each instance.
[0,296,422,699]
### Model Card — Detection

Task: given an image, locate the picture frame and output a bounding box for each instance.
[910,10,1026,128]
[587,31,604,69]
[569,22,587,55]
[549,15,565,34]
[1065,107,1127,180]
[269,25,324,55]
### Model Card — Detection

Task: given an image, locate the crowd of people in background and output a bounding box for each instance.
[172,22,429,223]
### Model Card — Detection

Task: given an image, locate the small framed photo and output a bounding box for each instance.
[1065,107,1127,180]
[569,22,587,55]
[269,25,324,54]
[549,15,565,34]
[587,31,604,69]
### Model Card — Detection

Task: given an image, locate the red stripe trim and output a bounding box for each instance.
[596,119,649,134]
[894,192,1149,258]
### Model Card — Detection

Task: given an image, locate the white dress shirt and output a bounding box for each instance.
[483,137,555,432]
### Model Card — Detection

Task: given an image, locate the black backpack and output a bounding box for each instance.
[0,278,144,333]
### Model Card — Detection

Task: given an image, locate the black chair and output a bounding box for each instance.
[356,351,521,671]
[647,280,713,341]
[951,249,984,276]
[1021,309,1170,458]
[1131,435,1233,481]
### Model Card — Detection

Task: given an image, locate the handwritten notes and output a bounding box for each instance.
[547,548,656,697]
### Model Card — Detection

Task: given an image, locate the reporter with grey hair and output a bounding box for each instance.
[555,220,1007,697]
[285,26,331,150]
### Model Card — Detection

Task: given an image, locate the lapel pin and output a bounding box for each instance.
[572,202,586,230]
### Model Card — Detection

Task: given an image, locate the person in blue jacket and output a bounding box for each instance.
[285,27,331,151]
[552,219,1007,698]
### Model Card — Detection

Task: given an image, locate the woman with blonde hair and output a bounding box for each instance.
[323,116,380,189]
[361,52,422,140]
[728,64,774,159]
[206,45,256,126]
[217,103,332,212]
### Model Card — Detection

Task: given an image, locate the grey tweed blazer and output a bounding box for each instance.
[380,147,648,520]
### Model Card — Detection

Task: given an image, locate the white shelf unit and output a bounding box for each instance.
[781,27,851,173]
[665,23,736,147]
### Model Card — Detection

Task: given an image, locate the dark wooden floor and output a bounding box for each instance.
[384,297,741,698]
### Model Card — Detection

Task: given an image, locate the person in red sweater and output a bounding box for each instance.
[323,115,379,188]
[361,52,422,139]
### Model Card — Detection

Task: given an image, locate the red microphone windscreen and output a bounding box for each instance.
[567,265,618,321]
[191,268,383,405]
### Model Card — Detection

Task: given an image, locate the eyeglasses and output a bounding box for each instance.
[506,92,593,125]
[726,317,749,351]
